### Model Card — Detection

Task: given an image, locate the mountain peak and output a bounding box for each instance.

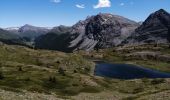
[97,13,112,16]
[22,24,34,28]
[156,9,167,13]
[94,13,115,21]
[124,9,170,45]
[140,9,170,29]
[151,9,170,18]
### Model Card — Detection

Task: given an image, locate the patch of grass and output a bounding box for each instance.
[90,44,170,73]
[92,77,117,89]
[0,86,23,93]
[150,78,166,85]
[133,60,170,73]
[113,80,144,94]
[61,87,81,96]
[122,96,138,100]
[0,45,96,95]
[80,86,102,93]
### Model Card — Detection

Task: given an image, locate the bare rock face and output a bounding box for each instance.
[122,9,170,45]
[35,13,139,52]
[68,13,139,51]
[86,14,138,48]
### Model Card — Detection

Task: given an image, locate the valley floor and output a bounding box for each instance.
[0,43,170,100]
[0,79,170,100]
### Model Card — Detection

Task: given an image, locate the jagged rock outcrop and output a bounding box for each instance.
[35,13,139,52]
[85,14,137,49]
[122,9,170,45]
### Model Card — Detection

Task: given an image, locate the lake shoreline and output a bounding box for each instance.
[94,61,170,79]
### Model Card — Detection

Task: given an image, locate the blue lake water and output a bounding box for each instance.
[94,62,170,79]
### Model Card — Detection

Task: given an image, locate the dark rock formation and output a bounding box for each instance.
[122,9,170,45]
[35,13,139,52]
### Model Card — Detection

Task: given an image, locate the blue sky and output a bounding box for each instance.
[0,0,170,28]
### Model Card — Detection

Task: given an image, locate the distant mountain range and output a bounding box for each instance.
[0,28,25,45]
[4,24,52,41]
[0,9,170,52]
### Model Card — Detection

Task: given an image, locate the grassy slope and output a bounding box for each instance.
[79,44,170,73]
[0,44,170,100]
[0,44,99,96]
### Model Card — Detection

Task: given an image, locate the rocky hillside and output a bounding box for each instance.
[50,25,71,34]
[0,28,25,45]
[5,24,51,41]
[35,13,139,52]
[34,25,72,52]
[2,9,170,52]
[73,13,139,50]
[122,9,170,45]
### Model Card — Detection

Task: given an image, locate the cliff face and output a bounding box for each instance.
[28,9,170,52]
[35,13,139,52]
[83,14,139,49]
[122,9,170,45]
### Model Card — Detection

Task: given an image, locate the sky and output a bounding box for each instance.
[0,0,170,28]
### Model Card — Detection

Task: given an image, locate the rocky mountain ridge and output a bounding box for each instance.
[4,24,52,41]
[35,13,139,52]
[122,9,170,45]
[1,9,170,52]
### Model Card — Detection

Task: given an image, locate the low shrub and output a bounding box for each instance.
[150,79,165,85]
[0,71,4,79]
[49,76,56,83]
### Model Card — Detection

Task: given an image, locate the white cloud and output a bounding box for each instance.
[93,0,111,9]
[51,0,61,3]
[120,3,125,6]
[76,4,85,9]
